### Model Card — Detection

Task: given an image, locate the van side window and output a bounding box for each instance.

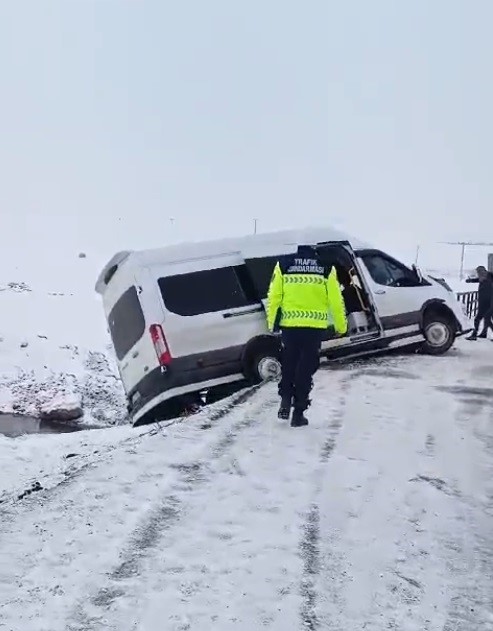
[108,286,146,360]
[243,256,280,299]
[361,252,422,288]
[159,266,257,316]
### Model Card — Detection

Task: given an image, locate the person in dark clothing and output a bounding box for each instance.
[266,245,347,427]
[466,266,493,340]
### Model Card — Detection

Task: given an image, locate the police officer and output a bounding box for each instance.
[266,244,347,427]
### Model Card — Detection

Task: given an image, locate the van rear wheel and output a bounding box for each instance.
[243,336,282,383]
[253,353,282,382]
[422,312,456,355]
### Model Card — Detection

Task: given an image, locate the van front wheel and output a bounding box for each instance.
[422,313,456,355]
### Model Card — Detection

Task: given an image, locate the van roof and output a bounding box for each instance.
[95,226,372,294]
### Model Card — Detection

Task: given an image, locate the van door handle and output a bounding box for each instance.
[374,289,386,295]
[223,305,263,318]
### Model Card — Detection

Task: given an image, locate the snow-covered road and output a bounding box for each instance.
[1,341,492,630]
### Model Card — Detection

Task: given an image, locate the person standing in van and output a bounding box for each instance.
[267,244,347,427]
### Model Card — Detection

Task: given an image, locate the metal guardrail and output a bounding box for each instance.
[456,290,479,319]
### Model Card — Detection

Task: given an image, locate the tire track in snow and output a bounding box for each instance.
[440,374,493,631]
[0,386,259,510]
[100,387,266,591]
[311,356,493,630]
[300,365,427,630]
[0,384,270,631]
[66,384,275,631]
[0,429,160,510]
[309,371,415,630]
[87,409,262,611]
[66,372,350,631]
[298,373,355,630]
[300,503,321,630]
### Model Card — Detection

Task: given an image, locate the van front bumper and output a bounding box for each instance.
[449,298,473,335]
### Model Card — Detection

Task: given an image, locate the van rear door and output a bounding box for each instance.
[104,267,162,394]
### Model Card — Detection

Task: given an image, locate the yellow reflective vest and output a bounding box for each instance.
[266,255,347,334]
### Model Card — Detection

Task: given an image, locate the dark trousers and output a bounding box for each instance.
[279,328,323,410]
[474,307,493,334]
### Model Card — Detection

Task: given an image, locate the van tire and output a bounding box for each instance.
[422,310,456,355]
[243,336,282,383]
[250,350,282,382]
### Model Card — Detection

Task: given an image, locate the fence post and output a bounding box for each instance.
[456,290,479,319]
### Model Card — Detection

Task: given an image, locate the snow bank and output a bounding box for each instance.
[0,276,126,426]
[0,424,138,503]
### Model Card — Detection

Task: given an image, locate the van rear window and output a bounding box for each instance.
[108,286,146,360]
[158,266,257,316]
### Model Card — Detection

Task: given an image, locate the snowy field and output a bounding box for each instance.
[0,263,126,426]
[1,338,492,631]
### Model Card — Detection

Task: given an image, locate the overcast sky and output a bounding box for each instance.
[1,0,492,281]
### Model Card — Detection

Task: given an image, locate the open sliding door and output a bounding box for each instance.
[316,241,383,342]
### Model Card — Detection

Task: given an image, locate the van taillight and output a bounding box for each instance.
[149,324,172,367]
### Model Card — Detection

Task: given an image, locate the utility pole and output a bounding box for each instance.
[441,241,493,280]
[253,218,258,235]
[414,245,420,265]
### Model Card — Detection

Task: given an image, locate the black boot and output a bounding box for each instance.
[466,331,477,341]
[478,330,488,339]
[291,407,309,427]
[278,396,292,420]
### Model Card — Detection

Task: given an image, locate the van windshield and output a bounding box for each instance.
[108,286,146,360]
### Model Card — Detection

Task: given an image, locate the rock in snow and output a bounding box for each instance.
[0,279,127,426]
[39,394,83,422]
